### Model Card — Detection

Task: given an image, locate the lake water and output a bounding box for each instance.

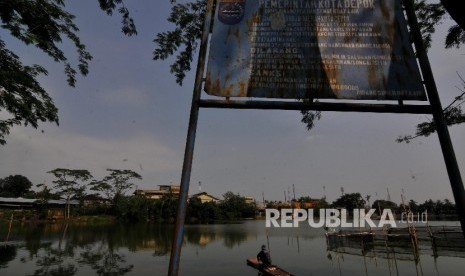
[1,220,464,275]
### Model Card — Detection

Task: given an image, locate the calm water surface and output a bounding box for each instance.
[1,220,464,275]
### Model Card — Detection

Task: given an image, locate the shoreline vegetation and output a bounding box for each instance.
[1,174,459,224]
[0,192,459,224]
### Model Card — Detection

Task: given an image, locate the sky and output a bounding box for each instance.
[0,0,464,205]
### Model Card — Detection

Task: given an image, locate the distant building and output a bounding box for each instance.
[0,197,79,220]
[244,196,255,205]
[190,192,220,204]
[134,185,180,200]
[0,197,78,208]
[292,199,326,209]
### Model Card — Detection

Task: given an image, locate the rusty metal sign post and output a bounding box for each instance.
[167,0,215,275]
[168,0,465,275]
[403,0,465,239]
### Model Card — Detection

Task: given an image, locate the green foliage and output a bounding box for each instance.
[153,0,206,85]
[0,0,92,86]
[114,195,151,222]
[35,182,62,199]
[445,25,465,49]
[113,190,257,223]
[0,40,58,145]
[372,199,398,215]
[92,169,142,202]
[331,192,366,211]
[0,174,33,197]
[440,0,465,32]
[220,191,256,219]
[47,168,93,219]
[186,197,223,223]
[47,168,93,199]
[97,0,137,36]
[394,198,456,218]
[417,198,457,216]
[414,0,446,50]
[115,194,178,222]
[397,78,465,143]
[408,199,419,213]
[0,0,136,144]
[301,109,322,131]
[151,194,178,222]
[79,248,134,276]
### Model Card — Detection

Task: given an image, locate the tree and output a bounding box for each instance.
[48,168,93,219]
[153,0,465,133]
[0,174,33,197]
[397,76,465,143]
[153,0,205,85]
[397,199,420,215]
[0,0,136,145]
[372,199,398,215]
[92,169,141,203]
[331,193,366,212]
[0,41,59,145]
[219,191,256,219]
[440,0,465,32]
[114,195,150,221]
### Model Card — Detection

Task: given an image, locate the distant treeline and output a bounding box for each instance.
[109,192,257,223]
[281,193,458,219]
[0,174,459,222]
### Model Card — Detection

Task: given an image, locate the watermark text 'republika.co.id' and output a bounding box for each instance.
[265,209,428,228]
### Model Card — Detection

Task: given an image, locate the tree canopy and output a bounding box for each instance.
[47,168,93,199]
[91,169,142,202]
[1,0,464,145]
[47,168,93,218]
[0,174,33,197]
[0,0,136,145]
[331,192,366,211]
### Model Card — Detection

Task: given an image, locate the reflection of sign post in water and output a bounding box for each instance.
[205,0,426,100]
[168,0,465,275]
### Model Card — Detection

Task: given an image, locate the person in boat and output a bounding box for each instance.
[257,244,272,268]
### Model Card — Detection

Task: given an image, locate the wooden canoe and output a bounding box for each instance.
[246,257,293,276]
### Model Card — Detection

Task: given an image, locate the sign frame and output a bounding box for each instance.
[205,0,427,101]
[167,1,465,275]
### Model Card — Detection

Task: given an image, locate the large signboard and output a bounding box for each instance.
[205,0,426,100]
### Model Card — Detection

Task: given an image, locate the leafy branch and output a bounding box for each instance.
[0,0,137,145]
[396,74,465,143]
[153,0,206,85]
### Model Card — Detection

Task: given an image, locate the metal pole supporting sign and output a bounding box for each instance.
[168,1,465,275]
[167,0,215,275]
[403,0,465,238]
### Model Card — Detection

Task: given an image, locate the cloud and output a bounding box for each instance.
[97,86,150,107]
[0,127,180,186]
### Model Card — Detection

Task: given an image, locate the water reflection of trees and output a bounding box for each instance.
[27,242,77,276]
[0,245,16,268]
[79,244,133,276]
[2,222,253,274]
[185,227,217,247]
[3,223,136,276]
[223,230,248,248]
[184,225,249,249]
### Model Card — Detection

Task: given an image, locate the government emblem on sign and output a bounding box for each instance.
[218,0,245,25]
